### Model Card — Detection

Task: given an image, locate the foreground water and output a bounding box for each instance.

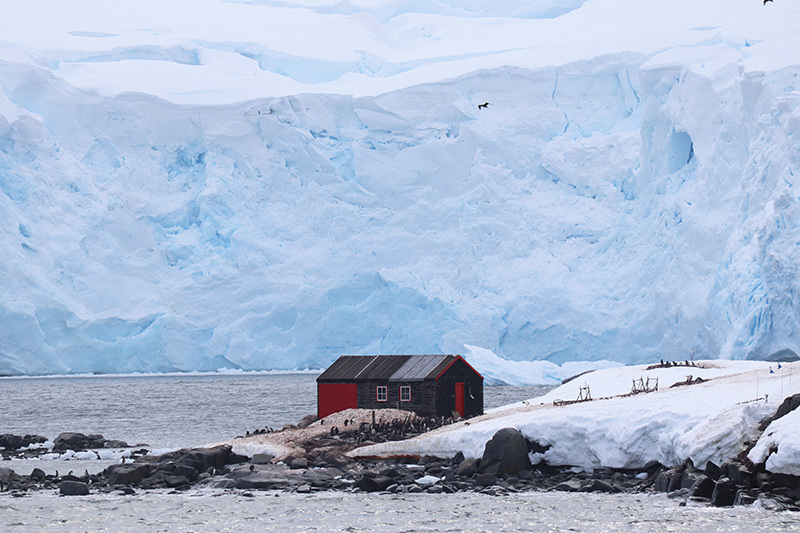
[2,490,798,532]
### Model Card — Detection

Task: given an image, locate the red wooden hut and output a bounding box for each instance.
[316,354,483,419]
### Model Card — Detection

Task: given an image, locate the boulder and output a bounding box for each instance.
[734,490,757,506]
[165,475,190,488]
[689,475,715,499]
[59,481,90,496]
[580,479,620,493]
[680,470,705,491]
[373,476,394,491]
[0,467,16,484]
[172,465,199,482]
[474,473,496,487]
[705,461,722,482]
[711,477,736,507]
[290,458,308,470]
[0,434,24,450]
[106,463,151,486]
[251,453,274,465]
[297,415,318,428]
[722,461,755,488]
[553,479,582,492]
[355,476,378,492]
[175,446,231,472]
[53,433,90,452]
[654,470,682,493]
[456,459,479,478]
[30,468,46,481]
[479,428,532,476]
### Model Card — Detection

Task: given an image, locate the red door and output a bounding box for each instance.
[455,382,465,417]
[318,383,358,418]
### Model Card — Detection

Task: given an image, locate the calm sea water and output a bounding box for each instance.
[0,373,552,449]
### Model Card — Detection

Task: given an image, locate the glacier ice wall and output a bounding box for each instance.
[1,38,800,375]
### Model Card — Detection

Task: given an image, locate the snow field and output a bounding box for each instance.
[353,361,800,473]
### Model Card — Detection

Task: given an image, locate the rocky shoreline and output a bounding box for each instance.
[2,398,800,510]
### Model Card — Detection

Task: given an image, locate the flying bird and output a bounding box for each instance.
[477,102,490,109]
[764,0,773,4]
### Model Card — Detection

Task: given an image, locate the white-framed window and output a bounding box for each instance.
[400,386,411,402]
[376,386,388,402]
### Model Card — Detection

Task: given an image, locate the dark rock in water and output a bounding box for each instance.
[705,461,722,482]
[479,428,532,476]
[580,479,620,493]
[0,434,23,450]
[378,467,399,479]
[69,432,115,450]
[0,434,47,451]
[475,473,496,487]
[53,433,91,452]
[303,467,341,489]
[654,470,683,493]
[689,475,715,499]
[456,459,479,478]
[355,476,378,492]
[771,472,800,490]
[214,464,297,490]
[172,465,199,482]
[165,475,190,488]
[722,461,755,488]
[735,490,757,506]
[59,481,90,496]
[1,468,19,489]
[103,439,130,449]
[106,463,151,485]
[680,470,705,490]
[711,477,736,507]
[553,479,582,492]
[373,476,394,491]
[175,446,232,472]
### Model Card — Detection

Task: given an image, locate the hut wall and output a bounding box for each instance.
[434,359,484,418]
[356,380,438,418]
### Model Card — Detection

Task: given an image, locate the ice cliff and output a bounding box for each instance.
[0,0,799,375]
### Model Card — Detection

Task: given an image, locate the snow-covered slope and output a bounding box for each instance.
[1,1,800,375]
[353,361,800,471]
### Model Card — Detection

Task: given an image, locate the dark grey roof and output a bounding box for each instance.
[389,354,454,382]
[317,354,462,382]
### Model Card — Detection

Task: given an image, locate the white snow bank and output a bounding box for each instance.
[353,361,799,470]
[749,407,800,476]
[463,345,622,386]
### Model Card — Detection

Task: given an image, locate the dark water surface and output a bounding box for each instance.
[0,373,553,449]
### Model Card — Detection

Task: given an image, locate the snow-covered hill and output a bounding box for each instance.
[1,0,799,375]
[353,361,800,473]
